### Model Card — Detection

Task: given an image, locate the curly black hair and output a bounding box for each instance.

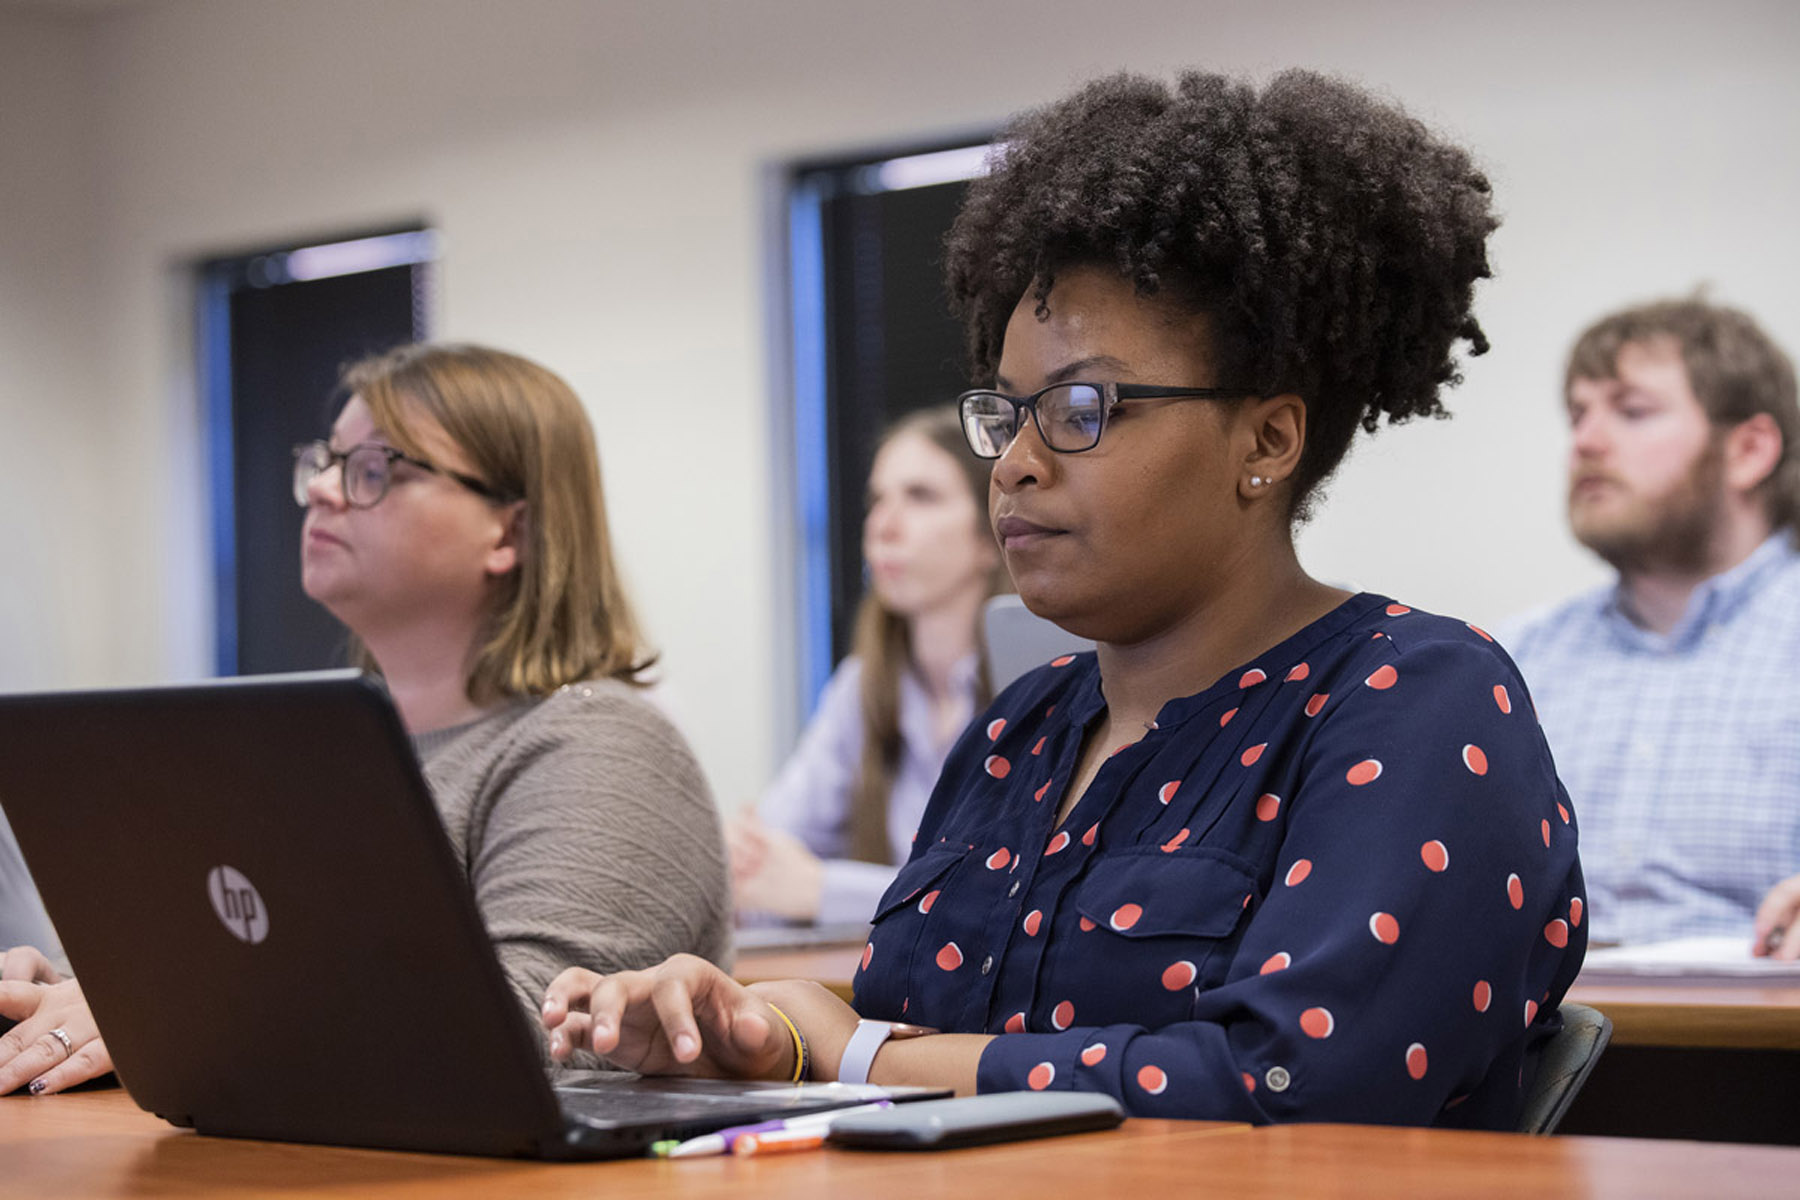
[945,69,1498,519]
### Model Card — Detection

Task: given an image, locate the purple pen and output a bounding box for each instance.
[664,1119,786,1158]
[663,1100,896,1158]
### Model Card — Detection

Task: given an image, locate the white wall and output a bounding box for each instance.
[3,0,1797,802]
[0,11,110,688]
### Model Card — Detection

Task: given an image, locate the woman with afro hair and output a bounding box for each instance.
[543,69,1586,1130]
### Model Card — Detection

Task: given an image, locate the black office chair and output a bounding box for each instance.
[1518,1002,1613,1134]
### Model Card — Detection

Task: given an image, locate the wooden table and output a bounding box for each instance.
[7,1089,1799,1198]
[1567,980,1800,1050]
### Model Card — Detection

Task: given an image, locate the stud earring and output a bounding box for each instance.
[1249,475,1267,488]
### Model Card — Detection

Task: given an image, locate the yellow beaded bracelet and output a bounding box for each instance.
[765,1002,810,1083]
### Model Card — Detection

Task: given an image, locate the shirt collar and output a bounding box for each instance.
[897,652,983,754]
[1060,592,1390,733]
[901,652,982,698]
[951,651,982,693]
[1605,530,1798,651]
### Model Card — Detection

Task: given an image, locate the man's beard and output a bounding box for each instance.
[1570,439,1728,577]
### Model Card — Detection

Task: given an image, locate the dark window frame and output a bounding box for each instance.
[771,134,995,735]
[195,224,436,675]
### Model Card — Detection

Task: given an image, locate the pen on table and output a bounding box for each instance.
[660,1100,895,1158]
[733,1129,827,1157]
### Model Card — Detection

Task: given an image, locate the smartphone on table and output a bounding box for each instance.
[826,1091,1124,1150]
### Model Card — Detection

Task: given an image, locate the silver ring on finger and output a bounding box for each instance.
[48,1027,74,1060]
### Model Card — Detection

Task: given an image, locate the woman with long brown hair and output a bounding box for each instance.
[730,408,1004,925]
[0,342,731,1095]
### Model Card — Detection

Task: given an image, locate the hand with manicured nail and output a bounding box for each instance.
[0,948,114,1096]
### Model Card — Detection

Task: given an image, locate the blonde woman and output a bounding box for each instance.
[0,343,729,1095]
[730,409,1004,925]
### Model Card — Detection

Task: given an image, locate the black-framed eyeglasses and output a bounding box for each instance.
[291,440,515,509]
[958,382,1256,459]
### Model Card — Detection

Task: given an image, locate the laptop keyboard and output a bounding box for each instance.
[553,1083,802,1123]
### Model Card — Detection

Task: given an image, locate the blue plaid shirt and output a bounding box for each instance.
[1502,532,1800,946]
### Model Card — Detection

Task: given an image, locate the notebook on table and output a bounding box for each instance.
[0,670,939,1160]
[1579,935,1800,985]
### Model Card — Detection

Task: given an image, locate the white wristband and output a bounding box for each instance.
[837,1020,893,1086]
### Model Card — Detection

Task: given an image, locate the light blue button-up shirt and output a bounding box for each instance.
[757,654,979,925]
[1502,532,1800,945]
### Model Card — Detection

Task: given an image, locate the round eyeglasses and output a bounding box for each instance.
[292,440,515,509]
[958,382,1255,459]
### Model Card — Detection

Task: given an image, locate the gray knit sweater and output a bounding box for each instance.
[410,679,731,1030]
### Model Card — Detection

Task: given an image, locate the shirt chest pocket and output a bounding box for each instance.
[855,844,973,1018]
[1056,848,1260,1023]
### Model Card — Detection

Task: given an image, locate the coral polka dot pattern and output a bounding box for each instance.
[1406,1043,1429,1080]
[1161,960,1198,990]
[848,595,1584,1130]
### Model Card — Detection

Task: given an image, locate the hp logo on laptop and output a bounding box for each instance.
[207,865,270,944]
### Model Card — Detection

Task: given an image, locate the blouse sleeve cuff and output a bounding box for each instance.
[977,1023,1274,1122]
[976,1028,1089,1094]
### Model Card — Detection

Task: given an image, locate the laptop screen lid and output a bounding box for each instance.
[0,671,919,1158]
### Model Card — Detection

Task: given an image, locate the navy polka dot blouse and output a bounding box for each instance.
[850,594,1586,1129]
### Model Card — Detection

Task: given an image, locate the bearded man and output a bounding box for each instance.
[1504,298,1800,953]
